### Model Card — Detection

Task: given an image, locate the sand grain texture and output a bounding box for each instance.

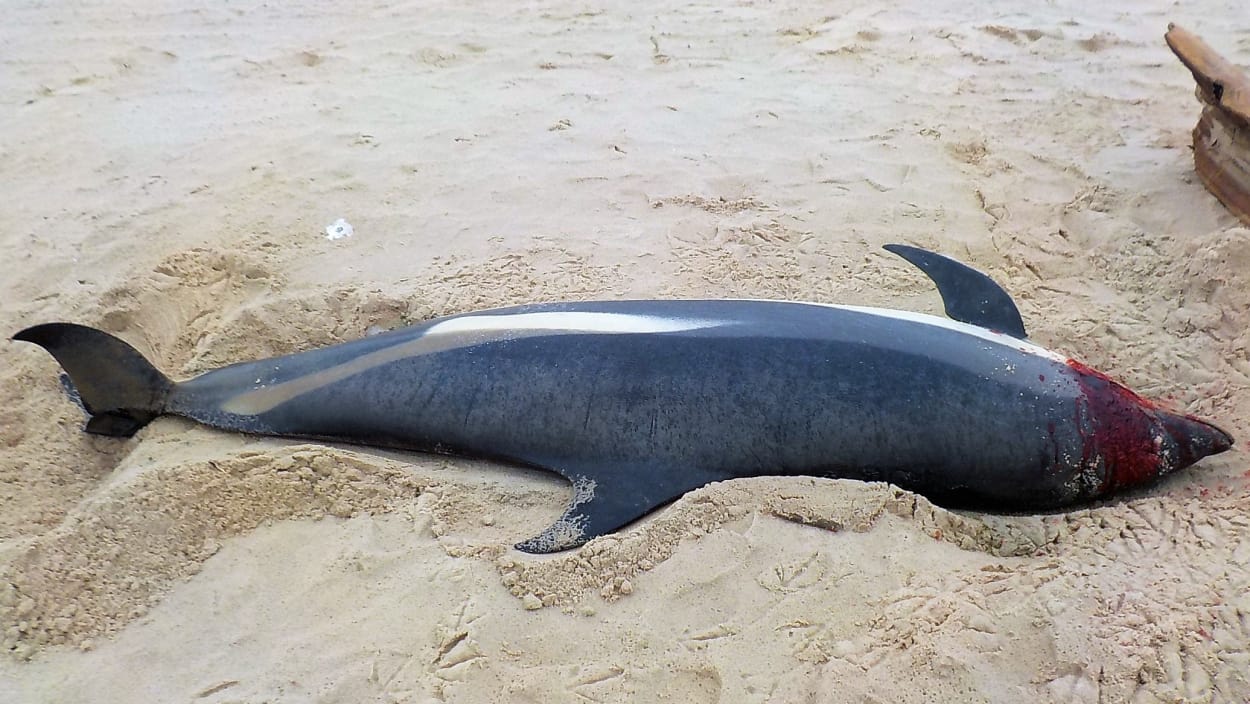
[2,1,1248,702]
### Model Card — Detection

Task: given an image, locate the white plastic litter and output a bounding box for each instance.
[325,218,354,240]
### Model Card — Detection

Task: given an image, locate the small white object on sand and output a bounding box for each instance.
[324,218,354,240]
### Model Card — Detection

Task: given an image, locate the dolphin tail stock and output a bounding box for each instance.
[12,323,172,437]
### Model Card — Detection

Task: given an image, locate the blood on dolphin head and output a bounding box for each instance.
[1066,358,1232,492]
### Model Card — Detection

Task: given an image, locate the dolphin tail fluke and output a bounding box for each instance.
[13,323,172,437]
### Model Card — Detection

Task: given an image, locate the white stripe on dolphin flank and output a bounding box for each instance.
[424,311,722,336]
[219,302,1064,417]
[219,312,725,416]
[753,300,1068,363]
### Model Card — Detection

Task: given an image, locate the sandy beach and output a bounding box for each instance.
[2,1,1248,701]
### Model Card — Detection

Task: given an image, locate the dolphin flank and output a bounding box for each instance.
[13,244,1233,553]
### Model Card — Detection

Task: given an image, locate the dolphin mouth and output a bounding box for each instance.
[1208,422,1235,454]
[1158,412,1234,471]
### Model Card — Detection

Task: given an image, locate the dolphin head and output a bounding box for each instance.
[1065,359,1233,494]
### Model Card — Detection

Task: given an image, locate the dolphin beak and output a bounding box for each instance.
[1158,412,1234,471]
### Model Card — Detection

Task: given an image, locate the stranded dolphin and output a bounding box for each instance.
[13,244,1233,553]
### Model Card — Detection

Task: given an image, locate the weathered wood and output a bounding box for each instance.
[1165,23,1250,225]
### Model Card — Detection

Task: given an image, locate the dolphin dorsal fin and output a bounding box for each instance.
[883,244,1028,339]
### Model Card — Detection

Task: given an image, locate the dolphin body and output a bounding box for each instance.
[14,245,1233,553]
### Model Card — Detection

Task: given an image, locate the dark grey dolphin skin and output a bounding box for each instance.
[14,245,1233,553]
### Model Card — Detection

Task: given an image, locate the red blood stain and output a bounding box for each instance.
[1066,359,1157,408]
[1066,359,1162,492]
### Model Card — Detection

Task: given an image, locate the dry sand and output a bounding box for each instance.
[2,1,1249,701]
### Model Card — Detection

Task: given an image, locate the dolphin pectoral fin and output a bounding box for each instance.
[883,243,1028,339]
[514,463,716,554]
